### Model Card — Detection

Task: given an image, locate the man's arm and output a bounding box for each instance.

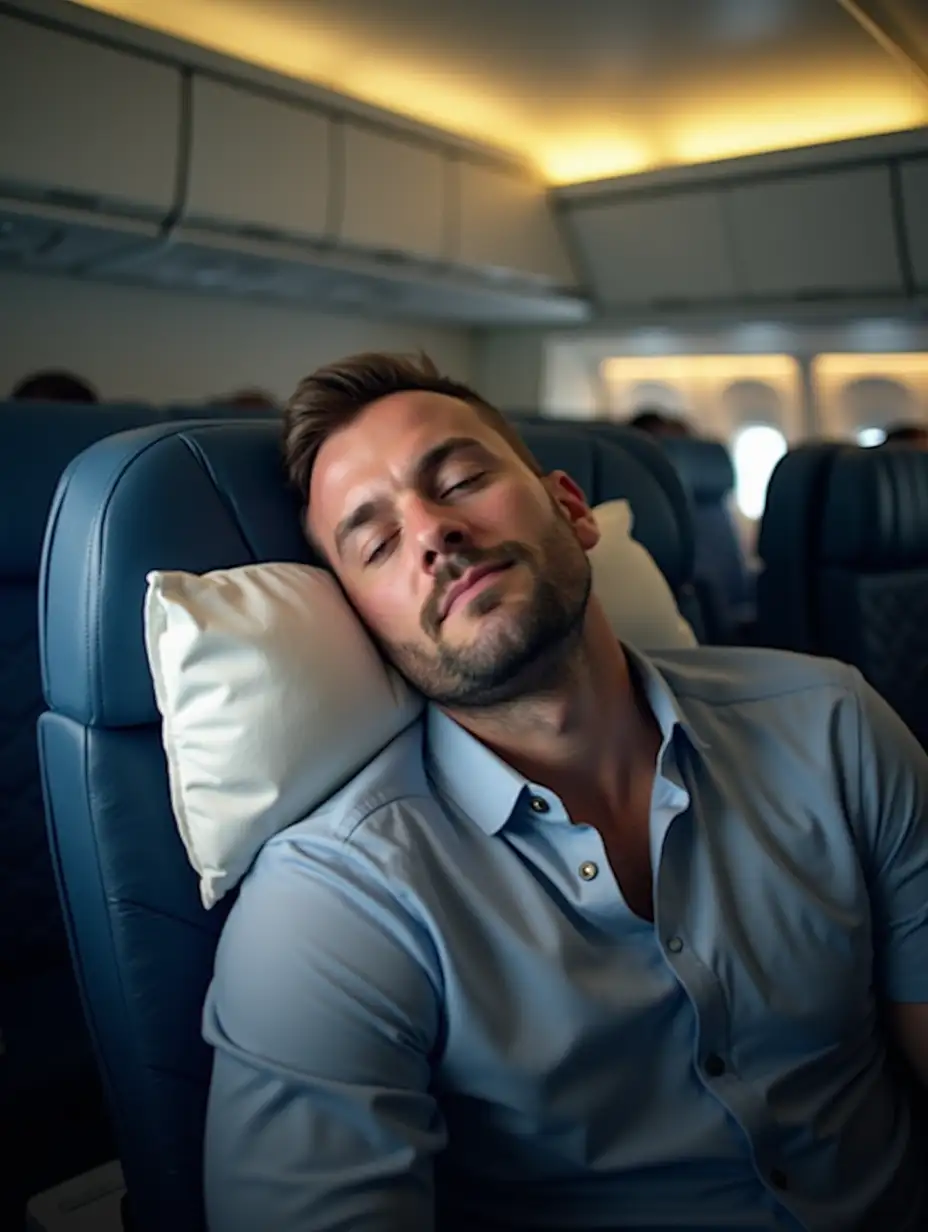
[847,672,928,1087]
[202,825,446,1231]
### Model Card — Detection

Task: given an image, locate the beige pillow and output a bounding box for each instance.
[589,499,697,651]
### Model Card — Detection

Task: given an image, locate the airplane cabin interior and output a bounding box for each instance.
[2,0,928,1228]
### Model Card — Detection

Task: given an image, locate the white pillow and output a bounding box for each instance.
[144,564,423,908]
[144,499,694,908]
[589,499,697,652]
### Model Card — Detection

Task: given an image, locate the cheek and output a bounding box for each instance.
[472,485,546,536]
[342,572,428,646]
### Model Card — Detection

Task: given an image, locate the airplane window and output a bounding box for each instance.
[857,427,886,447]
[732,424,787,520]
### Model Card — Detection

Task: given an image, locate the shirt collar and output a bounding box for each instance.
[425,704,527,836]
[623,642,709,758]
[424,643,705,837]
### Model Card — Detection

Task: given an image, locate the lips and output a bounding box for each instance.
[439,561,512,623]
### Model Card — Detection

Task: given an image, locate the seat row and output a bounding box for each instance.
[2,399,927,1225]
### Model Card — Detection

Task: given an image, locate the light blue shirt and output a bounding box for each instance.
[202,645,928,1231]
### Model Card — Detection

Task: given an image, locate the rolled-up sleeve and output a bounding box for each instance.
[201,817,446,1232]
[843,670,928,1004]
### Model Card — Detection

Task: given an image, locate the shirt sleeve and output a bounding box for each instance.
[843,669,928,1004]
[201,816,446,1232]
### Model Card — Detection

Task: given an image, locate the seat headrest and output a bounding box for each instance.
[820,446,928,569]
[659,437,735,503]
[40,420,312,729]
[756,441,845,568]
[0,400,168,580]
[40,418,693,730]
[519,423,693,591]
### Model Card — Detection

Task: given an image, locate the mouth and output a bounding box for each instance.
[439,561,513,623]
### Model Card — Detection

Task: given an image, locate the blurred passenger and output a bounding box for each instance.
[881,422,928,449]
[211,388,279,412]
[629,408,692,438]
[11,370,99,403]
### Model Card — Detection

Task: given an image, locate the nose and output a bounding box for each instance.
[405,496,472,573]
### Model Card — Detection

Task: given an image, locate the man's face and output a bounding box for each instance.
[308,391,600,708]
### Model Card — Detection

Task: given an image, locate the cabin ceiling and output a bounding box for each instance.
[68,0,928,184]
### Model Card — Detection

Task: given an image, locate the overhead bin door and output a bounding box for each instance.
[727,166,905,297]
[185,77,331,242]
[339,122,446,262]
[564,189,737,307]
[0,13,180,218]
[453,161,576,287]
[900,157,928,291]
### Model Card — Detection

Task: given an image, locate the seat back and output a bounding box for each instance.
[0,402,170,981]
[658,436,753,643]
[0,399,279,958]
[815,445,928,747]
[0,399,278,1214]
[755,442,846,652]
[36,418,697,1230]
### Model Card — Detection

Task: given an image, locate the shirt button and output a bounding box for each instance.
[579,861,599,881]
[704,1054,726,1078]
[770,1169,789,1191]
[529,796,549,814]
[667,937,684,953]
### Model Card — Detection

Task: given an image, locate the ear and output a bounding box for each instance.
[545,471,601,551]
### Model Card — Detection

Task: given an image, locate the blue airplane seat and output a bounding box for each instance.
[0,399,177,1223]
[657,436,754,644]
[754,441,847,653]
[816,444,928,749]
[757,440,928,748]
[36,417,698,1230]
[0,398,286,1223]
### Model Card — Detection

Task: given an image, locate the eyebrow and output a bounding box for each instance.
[333,437,489,558]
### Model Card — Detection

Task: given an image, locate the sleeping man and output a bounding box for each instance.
[202,352,928,1231]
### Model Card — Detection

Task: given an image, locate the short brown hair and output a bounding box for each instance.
[282,351,542,506]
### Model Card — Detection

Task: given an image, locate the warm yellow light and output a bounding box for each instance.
[813,352,928,381]
[812,352,928,413]
[811,352,928,436]
[71,0,353,84]
[672,94,927,166]
[70,0,532,159]
[336,62,524,149]
[600,354,803,440]
[602,355,800,385]
[540,137,653,185]
[68,0,928,186]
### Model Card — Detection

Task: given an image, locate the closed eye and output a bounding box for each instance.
[441,472,485,498]
[364,531,398,566]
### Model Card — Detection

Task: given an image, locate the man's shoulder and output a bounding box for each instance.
[645,643,862,712]
[236,714,447,917]
[279,715,438,846]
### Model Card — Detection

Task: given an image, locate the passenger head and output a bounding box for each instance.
[211,388,279,412]
[628,410,666,435]
[881,422,928,450]
[628,408,691,438]
[283,352,600,709]
[11,370,98,404]
[661,417,692,439]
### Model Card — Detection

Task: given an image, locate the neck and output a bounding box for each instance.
[443,601,661,811]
